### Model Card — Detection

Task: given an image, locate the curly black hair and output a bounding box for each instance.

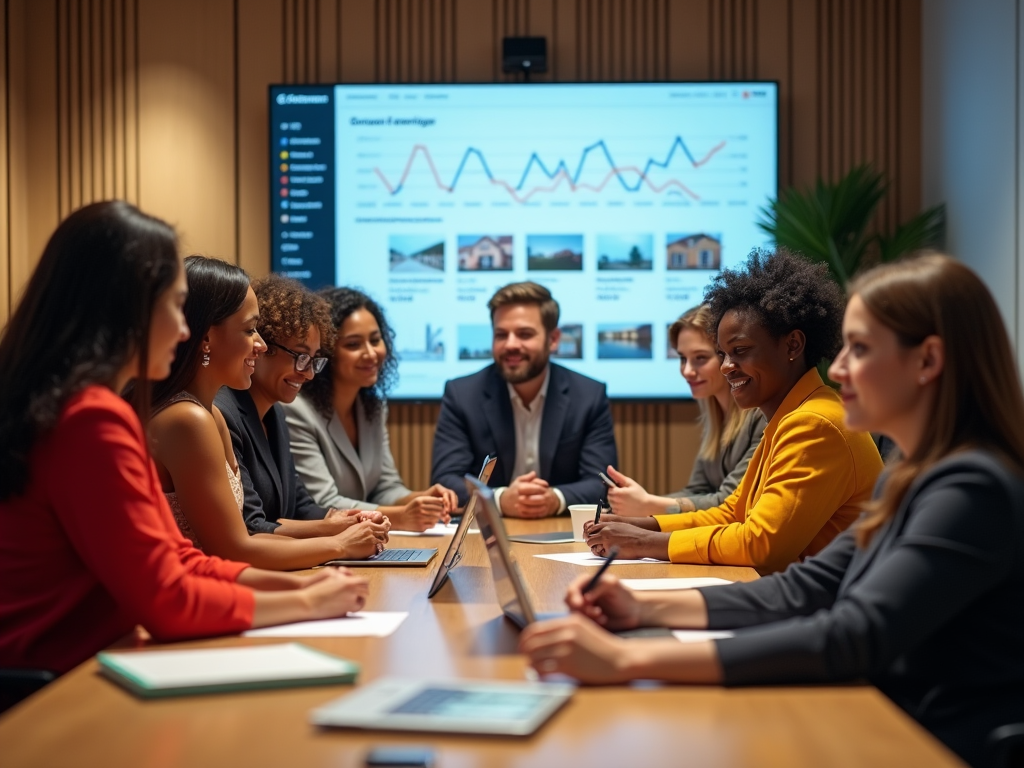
[703,248,845,368]
[300,287,398,423]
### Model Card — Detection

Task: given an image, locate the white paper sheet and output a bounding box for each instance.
[389,523,479,537]
[242,611,408,638]
[620,577,734,591]
[672,630,734,643]
[534,552,665,566]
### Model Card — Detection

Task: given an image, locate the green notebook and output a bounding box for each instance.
[97,642,359,698]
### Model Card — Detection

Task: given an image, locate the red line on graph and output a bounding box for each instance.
[373,141,726,203]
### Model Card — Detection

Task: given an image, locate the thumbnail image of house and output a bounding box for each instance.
[526,234,584,271]
[457,324,494,360]
[596,234,653,271]
[458,235,513,271]
[389,235,445,273]
[553,324,583,359]
[397,323,445,361]
[666,233,722,270]
[597,323,653,359]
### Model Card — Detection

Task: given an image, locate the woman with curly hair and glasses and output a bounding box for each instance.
[586,249,883,574]
[522,254,1024,768]
[284,287,457,532]
[214,275,390,555]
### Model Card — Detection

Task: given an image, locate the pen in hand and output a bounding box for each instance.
[582,546,619,594]
[593,500,603,526]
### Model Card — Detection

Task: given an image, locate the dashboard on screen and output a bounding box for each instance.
[269,82,778,399]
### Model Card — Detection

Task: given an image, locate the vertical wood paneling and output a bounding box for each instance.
[137,0,235,259]
[238,0,283,278]
[2,0,924,496]
[0,0,8,322]
[6,0,60,303]
[55,0,137,220]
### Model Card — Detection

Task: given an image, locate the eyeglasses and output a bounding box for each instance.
[267,342,328,374]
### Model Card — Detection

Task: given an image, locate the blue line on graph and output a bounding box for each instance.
[389,135,709,195]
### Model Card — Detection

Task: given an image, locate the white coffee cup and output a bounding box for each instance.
[569,504,601,543]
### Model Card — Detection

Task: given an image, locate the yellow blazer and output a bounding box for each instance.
[655,368,883,574]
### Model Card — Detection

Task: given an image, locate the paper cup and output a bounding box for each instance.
[569,504,600,543]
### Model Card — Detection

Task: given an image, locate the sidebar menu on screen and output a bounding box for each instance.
[269,86,336,288]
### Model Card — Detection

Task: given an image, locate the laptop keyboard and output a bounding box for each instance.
[373,549,419,562]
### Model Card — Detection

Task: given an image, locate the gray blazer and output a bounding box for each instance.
[670,410,766,509]
[283,394,411,511]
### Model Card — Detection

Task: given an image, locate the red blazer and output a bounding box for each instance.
[0,386,255,673]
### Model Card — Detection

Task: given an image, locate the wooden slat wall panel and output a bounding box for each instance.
[238,0,284,279]
[137,0,236,258]
[55,0,138,219]
[6,0,60,305]
[2,0,923,496]
[1,0,9,323]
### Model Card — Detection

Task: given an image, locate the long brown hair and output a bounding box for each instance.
[0,201,180,500]
[669,305,747,460]
[852,253,1024,545]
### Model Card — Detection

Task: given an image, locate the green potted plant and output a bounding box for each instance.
[757,164,945,288]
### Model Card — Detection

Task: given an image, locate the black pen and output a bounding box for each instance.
[582,546,619,594]
[593,500,602,526]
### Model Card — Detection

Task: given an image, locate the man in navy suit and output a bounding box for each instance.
[431,282,617,516]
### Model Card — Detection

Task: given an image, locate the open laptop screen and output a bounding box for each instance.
[464,475,535,627]
[426,455,497,599]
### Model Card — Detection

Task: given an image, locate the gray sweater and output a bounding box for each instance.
[670,410,766,509]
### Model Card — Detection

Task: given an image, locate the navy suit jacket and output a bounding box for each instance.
[430,363,618,507]
[214,387,328,534]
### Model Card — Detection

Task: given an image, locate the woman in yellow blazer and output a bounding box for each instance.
[587,249,883,574]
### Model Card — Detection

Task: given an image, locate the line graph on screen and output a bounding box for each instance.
[371,136,731,204]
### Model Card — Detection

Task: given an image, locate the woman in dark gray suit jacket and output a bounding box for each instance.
[286,288,457,532]
[519,254,1024,768]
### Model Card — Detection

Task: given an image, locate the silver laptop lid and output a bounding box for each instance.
[427,455,497,599]
[463,475,536,627]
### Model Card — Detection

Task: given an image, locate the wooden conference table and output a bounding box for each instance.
[0,517,964,768]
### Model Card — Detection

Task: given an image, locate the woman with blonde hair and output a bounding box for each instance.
[522,253,1024,768]
[605,305,764,515]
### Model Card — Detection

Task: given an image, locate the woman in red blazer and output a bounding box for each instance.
[0,201,368,675]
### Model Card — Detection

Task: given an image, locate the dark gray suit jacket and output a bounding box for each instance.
[214,387,328,534]
[669,410,766,509]
[430,363,618,507]
[698,450,1024,768]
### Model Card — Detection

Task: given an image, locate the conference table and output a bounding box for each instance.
[0,517,965,768]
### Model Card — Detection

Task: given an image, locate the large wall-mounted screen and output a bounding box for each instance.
[270,82,778,399]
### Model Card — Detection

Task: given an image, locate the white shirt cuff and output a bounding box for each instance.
[552,488,567,515]
[493,486,508,515]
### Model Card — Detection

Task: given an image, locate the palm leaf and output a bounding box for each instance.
[878,204,945,263]
[758,164,887,287]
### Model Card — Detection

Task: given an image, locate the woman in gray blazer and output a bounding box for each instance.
[285,288,457,532]
[606,304,765,516]
[519,255,1024,768]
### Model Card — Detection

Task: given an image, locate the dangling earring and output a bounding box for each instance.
[202,350,211,367]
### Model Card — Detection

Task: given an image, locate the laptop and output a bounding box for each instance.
[427,455,497,598]
[464,474,671,637]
